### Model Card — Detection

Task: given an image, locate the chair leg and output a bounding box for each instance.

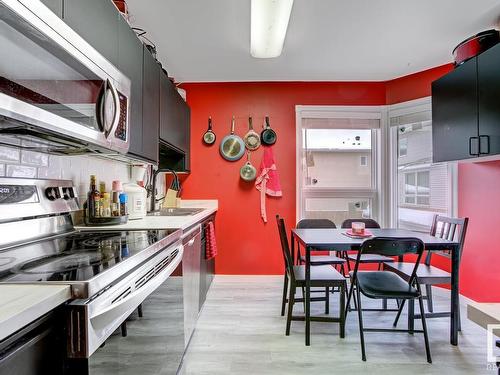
[285,284,296,336]
[408,299,415,335]
[425,284,434,313]
[457,296,462,332]
[121,322,127,337]
[382,298,388,310]
[325,287,330,315]
[281,274,288,316]
[393,299,406,327]
[301,286,306,313]
[417,293,432,363]
[355,282,366,361]
[137,304,143,318]
[340,283,346,338]
[345,279,356,318]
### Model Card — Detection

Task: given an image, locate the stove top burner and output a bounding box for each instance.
[13,251,117,274]
[0,229,179,284]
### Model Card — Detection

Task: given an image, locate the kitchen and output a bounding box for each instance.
[0,0,499,374]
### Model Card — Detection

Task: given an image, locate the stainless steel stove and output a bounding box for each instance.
[0,178,185,370]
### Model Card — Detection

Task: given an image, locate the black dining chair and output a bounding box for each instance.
[384,215,469,329]
[276,215,347,343]
[295,219,347,274]
[341,218,395,270]
[346,237,431,363]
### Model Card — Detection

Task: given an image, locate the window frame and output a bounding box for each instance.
[295,105,386,225]
[402,170,430,208]
[388,97,457,230]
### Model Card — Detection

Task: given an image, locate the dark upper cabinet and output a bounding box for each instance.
[62,0,120,66]
[41,0,63,17]
[160,73,190,170]
[117,17,144,161]
[478,43,500,156]
[432,59,479,162]
[141,46,160,163]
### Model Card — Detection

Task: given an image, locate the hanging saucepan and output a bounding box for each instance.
[243,116,261,151]
[220,116,245,161]
[240,152,257,181]
[203,116,216,145]
[260,116,277,146]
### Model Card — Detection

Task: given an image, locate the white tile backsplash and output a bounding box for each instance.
[0,145,145,202]
[21,150,49,166]
[6,164,37,178]
[0,146,20,163]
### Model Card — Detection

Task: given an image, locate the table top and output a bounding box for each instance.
[292,228,459,249]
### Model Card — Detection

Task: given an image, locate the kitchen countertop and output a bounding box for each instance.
[0,285,71,341]
[75,199,218,231]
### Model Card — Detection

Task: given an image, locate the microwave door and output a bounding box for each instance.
[0,0,129,154]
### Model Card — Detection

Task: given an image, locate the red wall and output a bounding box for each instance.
[179,66,500,303]
[180,82,386,274]
[458,161,500,302]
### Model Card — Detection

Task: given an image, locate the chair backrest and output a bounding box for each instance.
[341,218,381,229]
[351,237,425,285]
[296,218,336,229]
[276,215,295,281]
[426,215,469,265]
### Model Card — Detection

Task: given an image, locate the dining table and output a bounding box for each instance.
[291,228,461,346]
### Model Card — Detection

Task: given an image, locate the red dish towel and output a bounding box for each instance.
[255,146,282,223]
[205,221,217,260]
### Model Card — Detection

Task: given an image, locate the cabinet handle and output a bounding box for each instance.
[469,136,479,156]
[479,135,490,155]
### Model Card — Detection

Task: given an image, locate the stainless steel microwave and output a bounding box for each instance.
[0,0,131,155]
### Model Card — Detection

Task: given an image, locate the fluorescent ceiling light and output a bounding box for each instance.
[251,0,294,58]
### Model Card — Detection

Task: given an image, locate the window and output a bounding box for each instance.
[403,171,430,206]
[390,99,455,232]
[296,106,382,226]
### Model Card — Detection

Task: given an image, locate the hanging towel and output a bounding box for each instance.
[205,221,218,260]
[255,146,282,223]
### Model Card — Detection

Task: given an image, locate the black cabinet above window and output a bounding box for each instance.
[432,43,500,162]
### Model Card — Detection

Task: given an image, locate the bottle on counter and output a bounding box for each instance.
[102,192,111,217]
[111,180,123,216]
[87,175,101,218]
[119,192,128,216]
[99,182,106,216]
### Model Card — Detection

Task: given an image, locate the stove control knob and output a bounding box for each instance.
[62,187,75,200]
[45,187,61,201]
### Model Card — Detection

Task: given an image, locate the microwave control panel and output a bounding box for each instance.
[115,93,128,142]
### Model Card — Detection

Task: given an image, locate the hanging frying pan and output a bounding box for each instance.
[243,116,261,151]
[220,116,245,161]
[240,152,257,181]
[203,116,216,145]
[260,116,277,146]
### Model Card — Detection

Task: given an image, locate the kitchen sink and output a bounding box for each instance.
[147,207,205,216]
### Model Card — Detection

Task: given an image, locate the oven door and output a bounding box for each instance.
[66,241,185,374]
[0,0,130,154]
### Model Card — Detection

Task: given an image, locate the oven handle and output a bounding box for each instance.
[104,80,120,140]
[88,246,183,330]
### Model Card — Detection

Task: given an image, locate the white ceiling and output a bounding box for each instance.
[126,0,500,82]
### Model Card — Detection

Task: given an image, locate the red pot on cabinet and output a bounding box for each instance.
[452,29,500,66]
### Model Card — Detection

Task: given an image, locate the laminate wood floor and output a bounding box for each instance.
[180,275,494,375]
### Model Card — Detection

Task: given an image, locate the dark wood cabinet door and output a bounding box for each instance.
[478,43,500,156]
[41,0,63,17]
[160,74,190,169]
[63,0,120,66]
[117,17,143,160]
[141,47,160,163]
[432,59,479,162]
